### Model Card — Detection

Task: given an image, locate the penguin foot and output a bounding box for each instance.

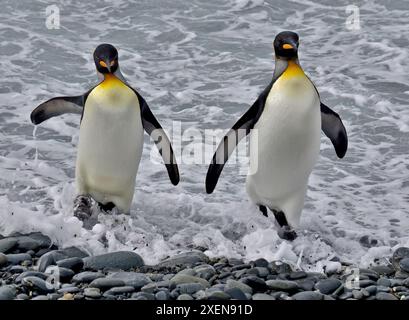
[259,205,268,217]
[73,195,92,221]
[97,202,116,212]
[278,226,297,241]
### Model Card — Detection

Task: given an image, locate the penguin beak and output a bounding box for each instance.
[282,41,297,50]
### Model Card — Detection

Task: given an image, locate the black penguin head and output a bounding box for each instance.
[273,31,299,60]
[93,43,119,74]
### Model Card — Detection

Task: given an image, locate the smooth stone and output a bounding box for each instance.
[269,262,292,274]
[352,290,363,299]
[359,279,376,287]
[225,279,253,295]
[14,233,51,252]
[377,277,391,287]
[0,285,17,300]
[108,272,151,289]
[339,292,353,300]
[225,288,248,300]
[31,295,49,300]
[292,291,323,300]
[365,285,377,295]
[254,258,269,268]
[359,268,380,280]
[228,258,244,266]
[289,271,308,280]
[58,286,80,294]
[61,247,89,259]
[83,251,144,271]
[5,253,32,265]
[89,278,125,290]
[403,278,409,287]
[9,265,27,274]
[177,294,193,300]
[0,238,17,253]
[84,287,101,298]
[296,279,315,291]
[377,286,391,293]
[371,265,395,276]
[105,286,135,295]
[376,292,398,300]
[177,268,196,276]
[45,266,75,282]
[0,253,7,267]
[323,295,336,300]
[16,271,48,283]
[17,293,29,300]
[194,265,216,280]
[60,293,75,300]
[241,276,267,292]
[38,251,67,273]
[72,271,105,284]
[146,273,164,282]
[315,278,342,294]
[252,293,275,300]
[155,291,169,300]
[231,264,251,271]
[131,292,155,300]
[22,276,55,293]
[56,257,84,272]
[266,280,299,292]
[395,271,409,279]
[207,290,230,300]
[254,267,269,278]
[48,293,63,300]
[392,247,409,270]
[177,283,205,294]
[170,274,210,288]
[399,258,409,273]
[157,251,209,268]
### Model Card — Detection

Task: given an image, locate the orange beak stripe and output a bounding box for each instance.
[283,43,293,50]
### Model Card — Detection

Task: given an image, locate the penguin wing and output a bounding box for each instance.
[320,102,348,158]
[205,81,274,194]
[134,91,180,186]
[30,90,93,125]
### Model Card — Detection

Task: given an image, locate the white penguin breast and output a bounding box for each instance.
[76,82,144,196]
[248,75,321,198]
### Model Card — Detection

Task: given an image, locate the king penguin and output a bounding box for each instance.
[205,31,348,240]
[31,44,180,219]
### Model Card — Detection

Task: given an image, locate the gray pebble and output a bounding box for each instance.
[292,291,323,300]
[289,271,308,280]
[16,271,48,283]
[5,253,31,265]
[225,288,248,300]
[56,257,84,272]
[31,295,49,300]
[225,279,253,295]
[9,265,27,274]
[105,286,135,296]
[371,265,394,276]
[17,293,29,300]
[352,290,363,300]
[108,272,151,290]
[339,292,353,300]
[177,283,205,295]
[72,271,105,284]
[392,247,409,270]
[170,274,210,288]
[315,278,342,294]
[84,287,101,299]
[131,292,155,300]
[58,287,81,294]
[377,277,391,287]
[89,278,125,290]
[365,285,377,295]
[0,285,17,300]
[0,253,7,267]
[252,293,275,300]
[266,279,299,292]
[38,251,67,273]
[376,292,398,300]
[399,258,409,273]
[0,238,17,254]
[45,266,75,282]
[83,251,144,271]
[155,291,169,300]
[177,294,193,300]
[241,276,267,292]
[157,252,209,268]
[22,276,55,294]
[207,290,230,300]
[254,258,269,268]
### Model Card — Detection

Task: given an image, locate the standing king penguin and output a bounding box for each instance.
[206,31,348,240]
[31,44,179,219]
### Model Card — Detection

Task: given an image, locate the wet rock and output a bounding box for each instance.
[377,278,391,287]
[254,258,269,268]
[194,265,216,280]
[0,285,17,300]
[266,280,299,292]
[289,271,308,280]
[17,293,29,300]
[38,251,67,272]
[5,253,32,265]
[72,271,105,284]
[45,266,75,282]
[315,278,342,294]
[177,294,193,300]
[16,271,48,283]
[177,283,205,294]
[296,279,315,291]
[292,291,323,300]
[241,276,267,292]
[269,262,292,274]
[225,279,253,295]
[352,290,363,300]
[252,293,275,300]
[84,287,101,299]
[57,287,81,294]
[170,274,210,288]
[207,290,230,300]
[365,285,377,295]
[399,258,409,273]
[131,292,155,300]
[0,238,17,254]
[339,292,353,300]
[10,265,27,274]
[359,279,376,287]
[105,286,135,296]
[225,288,248,300]
[231,264,251,271]
[254,267,269,278]
[0,253,7,267]
[371,265,395,276]
[56,257,84,272]
[61,247,89,259]
[157,251,209,268]
[83,251,144,271]
[392,247,409,270]
[22,276,55,294]
[15,233,51,252]
[108,272,151,290]
[376,292,398,300]
[31,295,49,300]
[155,291,169,300]
[89,278,125,290]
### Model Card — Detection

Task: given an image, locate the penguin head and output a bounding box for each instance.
[94,43,119,74]
[273,31,299,60]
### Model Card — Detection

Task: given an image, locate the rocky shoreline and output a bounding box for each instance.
[1,232,409,300]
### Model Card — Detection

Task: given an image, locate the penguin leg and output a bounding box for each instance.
[272,210,297,241]
[259,205,268,217]
[73,195,92,221]
[97,202,116,212]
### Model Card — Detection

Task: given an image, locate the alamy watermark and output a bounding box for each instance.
[346,5,361,31]
[45,5,60,30]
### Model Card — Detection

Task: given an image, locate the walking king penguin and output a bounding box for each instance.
[31,44,179,219]
[205,31,348,240]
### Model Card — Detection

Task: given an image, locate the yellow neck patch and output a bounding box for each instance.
[98,74,126,90]
[280,60,305,80]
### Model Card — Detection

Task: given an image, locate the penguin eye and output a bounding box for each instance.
[99,60,107,68]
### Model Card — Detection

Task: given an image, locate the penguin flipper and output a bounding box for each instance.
[136,92,180,186]
[31,95,85,125]
[320,102,348,158]
[205,81,274,194]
